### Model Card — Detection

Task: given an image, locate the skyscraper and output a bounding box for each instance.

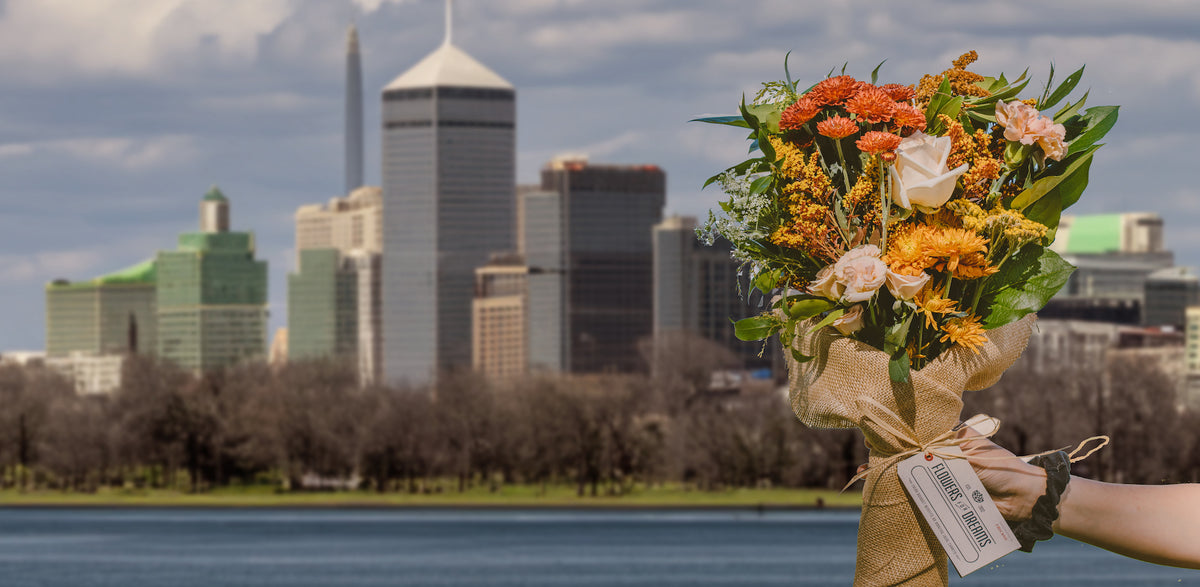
[156,187,268,372]
[652,215,766,370]
[345,24,364,195]
[289,187,383,383]
[381,3,515,386]
[525,157,665,373]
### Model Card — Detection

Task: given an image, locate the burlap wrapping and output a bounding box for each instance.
[786,314,1037,586]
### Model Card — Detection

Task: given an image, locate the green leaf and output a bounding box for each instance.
[809,309,845,333]
[690,115,751,129]
[1040,66,1084,111]
[783,51,796,91]
[888,351,911,384]
[791,349,816,364]
[980,246,1075,329]
[1067,106,1118,156]
[739,98,760,129]
[752,268,781,295]
[883,314,914,356]
[734,315,781,341]
[870,60,886,85]
[1053,91,1088,124]
[784,297,836,320]
[925,76,964,134]
[1038,62,1056,106]
[745,103,785,134]
[758,131,777,162]
[749,175,773,196]
[966,77,1031,108]
[1010,145,1098,221]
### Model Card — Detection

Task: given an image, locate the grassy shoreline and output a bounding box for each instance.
[0,484,862,509]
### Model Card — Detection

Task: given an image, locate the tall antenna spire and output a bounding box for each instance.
[444,0,453,46]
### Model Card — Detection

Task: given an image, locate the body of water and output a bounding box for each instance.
[0,507,1194,586]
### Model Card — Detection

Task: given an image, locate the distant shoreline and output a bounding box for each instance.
[0,502,861,511]
[0,486,862,510]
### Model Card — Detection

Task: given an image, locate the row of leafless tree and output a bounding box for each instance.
[1,339,1197,494]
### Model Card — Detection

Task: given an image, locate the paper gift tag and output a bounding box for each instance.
[897,446,1020,577]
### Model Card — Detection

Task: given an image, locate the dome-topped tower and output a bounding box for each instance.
[200,185,230,233]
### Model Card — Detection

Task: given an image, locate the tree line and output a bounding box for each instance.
[1,337,1198,495]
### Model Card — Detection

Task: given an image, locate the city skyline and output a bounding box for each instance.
[2,0,1200,350]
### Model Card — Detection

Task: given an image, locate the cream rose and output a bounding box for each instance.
[832,303,866,335]
[809,265,843,301]
[833,245,887,303]
[888,131,968,211]
[885,269,930,300]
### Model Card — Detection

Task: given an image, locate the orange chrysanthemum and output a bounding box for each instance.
[845,86,897,124]
[808,75,862,106]
[879,83,917,102]
[940,315,988,354]
[816,116,859,139]
[780,98,822,130]
[855,131,902,155]
[891,103,928,131]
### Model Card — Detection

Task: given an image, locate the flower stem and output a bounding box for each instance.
[834,139,853,193]
[878,159,890,252]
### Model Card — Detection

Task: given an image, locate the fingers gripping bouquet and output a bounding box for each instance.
[698,52,1116,585]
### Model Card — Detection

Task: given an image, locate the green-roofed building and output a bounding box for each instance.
[45,259,158,357]
[156,187,268,371]
[1042,212,1173,324]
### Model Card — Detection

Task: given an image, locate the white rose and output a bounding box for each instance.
[809,265,843,301]
[833,245,886,303]
[889,130,968,211]
[832,304,866,335]
[885,269,930,300]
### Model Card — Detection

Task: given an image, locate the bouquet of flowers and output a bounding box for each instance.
[698,52,1116,585]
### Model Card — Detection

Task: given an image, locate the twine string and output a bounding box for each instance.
[843,396,1110,492]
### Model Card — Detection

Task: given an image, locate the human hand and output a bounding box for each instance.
[956,427,1047,522]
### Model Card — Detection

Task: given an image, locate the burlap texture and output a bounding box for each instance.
[786,314,1037,586]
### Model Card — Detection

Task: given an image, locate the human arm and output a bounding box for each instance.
[959,429,1200,569]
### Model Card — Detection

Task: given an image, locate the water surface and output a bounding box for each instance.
[0,508,1194,586]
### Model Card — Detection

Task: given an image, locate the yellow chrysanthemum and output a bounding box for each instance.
[940,314,988,354]
[926,227,996,279]
[915,286,957,329]
[885,222,998,279]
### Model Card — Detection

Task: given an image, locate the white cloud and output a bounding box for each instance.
[48,135,199,172]
[0,0,293,82]
[0,249,104,282]
[0,143,34,159]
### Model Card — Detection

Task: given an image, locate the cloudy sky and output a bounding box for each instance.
[1,0,1198,351]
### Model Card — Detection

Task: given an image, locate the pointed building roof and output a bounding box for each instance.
[383,41,512,91]
[203,185,228,202]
